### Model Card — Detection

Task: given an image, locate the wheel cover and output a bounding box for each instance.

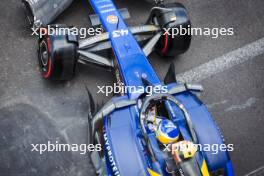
[39,41,49,67]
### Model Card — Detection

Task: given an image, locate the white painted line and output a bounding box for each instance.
[177,38,264,83]
[245,166,264,176]
[207,100,228,109]
[225,97,257,112]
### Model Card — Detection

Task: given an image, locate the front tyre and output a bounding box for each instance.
[151,3,192,57]
[38,25,78,81]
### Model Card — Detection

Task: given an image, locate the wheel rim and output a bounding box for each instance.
[39,41,49,67]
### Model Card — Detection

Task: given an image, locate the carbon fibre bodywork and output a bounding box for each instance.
[87,0,234,175]
[98,84,233,175]
[22,0,234,175]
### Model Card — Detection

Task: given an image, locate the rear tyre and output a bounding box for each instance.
[38,25,78,81]
[150,3,192,57]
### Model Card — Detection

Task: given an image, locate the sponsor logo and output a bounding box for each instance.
[103,130,120,176]
[107,15,119,24]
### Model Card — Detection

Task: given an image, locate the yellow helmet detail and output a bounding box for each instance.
[155,119,180,144]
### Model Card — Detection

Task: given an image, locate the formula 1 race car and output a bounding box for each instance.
[22,0,234,175]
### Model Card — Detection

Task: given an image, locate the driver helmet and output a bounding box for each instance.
[155,119,180,144]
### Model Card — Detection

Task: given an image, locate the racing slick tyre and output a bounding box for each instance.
[150,3,192,57]
[38,25,78,81]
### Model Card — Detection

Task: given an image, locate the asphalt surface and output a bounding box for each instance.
[0,0,264,176]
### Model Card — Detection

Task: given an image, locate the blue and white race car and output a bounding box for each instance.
[22,0,234,175]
